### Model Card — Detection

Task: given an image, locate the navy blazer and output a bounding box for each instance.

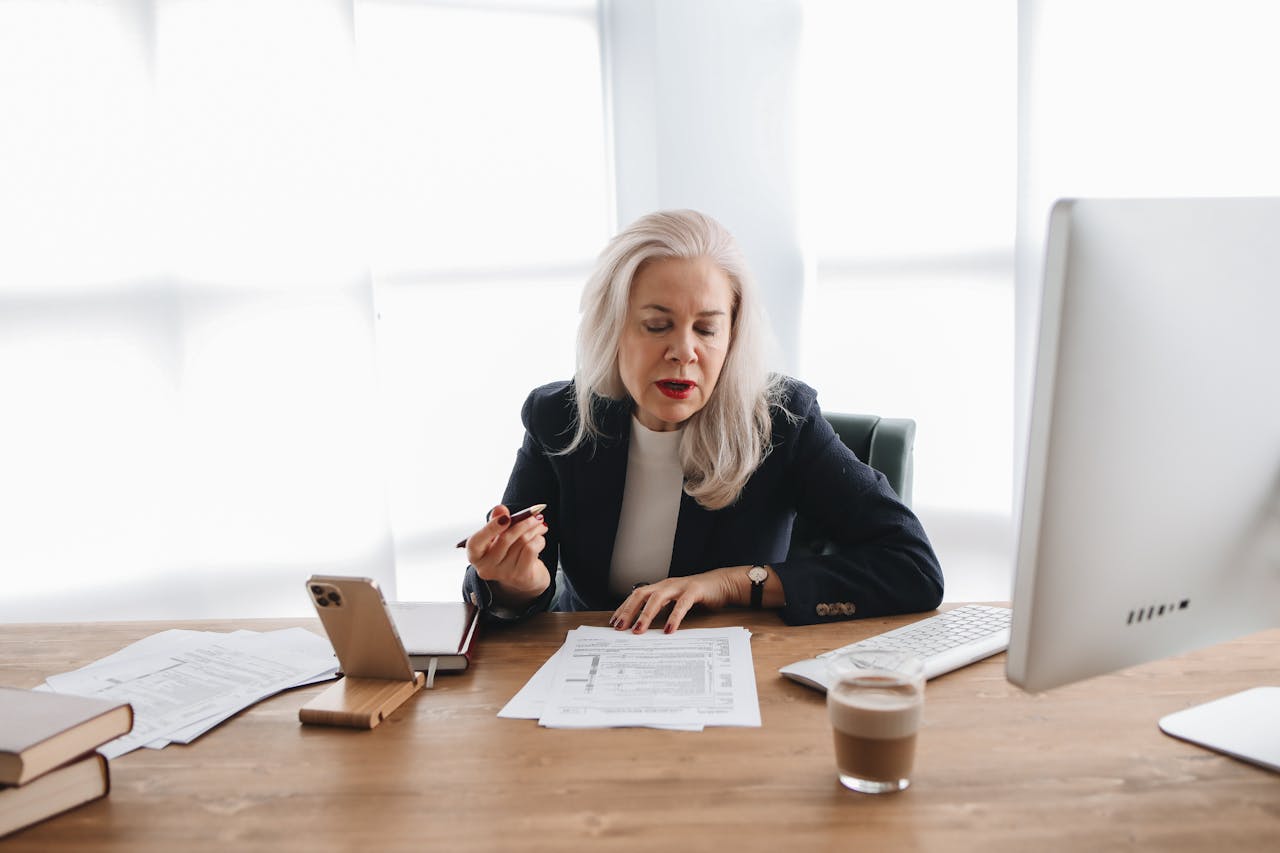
[463,378,943,625]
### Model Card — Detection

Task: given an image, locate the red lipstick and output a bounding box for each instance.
[656,378,696,400]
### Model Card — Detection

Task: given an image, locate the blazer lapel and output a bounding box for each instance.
[571,400,630,602]
[669,489,714,577]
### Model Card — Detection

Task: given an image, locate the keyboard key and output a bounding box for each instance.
[780,605,1013,692]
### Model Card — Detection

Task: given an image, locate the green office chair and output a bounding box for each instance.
[787,413,916,559]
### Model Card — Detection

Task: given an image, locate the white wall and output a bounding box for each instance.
[602,0,805,374]
[1015,0,1280,500]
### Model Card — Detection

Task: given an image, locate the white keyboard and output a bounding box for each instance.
[779,604,1013,692]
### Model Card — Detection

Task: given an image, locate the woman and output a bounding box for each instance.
[462,210,942,632]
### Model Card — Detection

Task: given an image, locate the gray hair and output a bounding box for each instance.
[560,209,785,510]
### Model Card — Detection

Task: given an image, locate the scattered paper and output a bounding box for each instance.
[498,643,564,721]
[501,626,760,730]
[42,627,337,758]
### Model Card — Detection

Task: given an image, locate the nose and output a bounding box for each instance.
[666,329,699,364]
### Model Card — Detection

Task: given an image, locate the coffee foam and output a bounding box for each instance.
[827,684,922,740]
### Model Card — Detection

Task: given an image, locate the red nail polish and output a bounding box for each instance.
[497,516,510,527]
[664,623,674,634]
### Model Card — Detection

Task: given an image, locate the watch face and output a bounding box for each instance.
[748,566,768,583]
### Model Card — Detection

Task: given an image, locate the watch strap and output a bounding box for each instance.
[749,565,766,609]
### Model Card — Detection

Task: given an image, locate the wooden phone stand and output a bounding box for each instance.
[298,673,426,729]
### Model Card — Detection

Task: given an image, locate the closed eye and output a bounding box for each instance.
[642,321,719,336]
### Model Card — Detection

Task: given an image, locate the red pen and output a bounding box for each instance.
[456,503,547,548]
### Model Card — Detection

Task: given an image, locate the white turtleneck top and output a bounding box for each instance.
[608,416,685,598]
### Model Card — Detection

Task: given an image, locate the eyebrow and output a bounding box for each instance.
[639,304,727,317]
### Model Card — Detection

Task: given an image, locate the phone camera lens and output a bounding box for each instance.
[328,592,342,605]
[317,597,329,607]
[309,585,323,595]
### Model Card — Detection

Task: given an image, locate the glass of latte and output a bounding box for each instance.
[825,649,924,793]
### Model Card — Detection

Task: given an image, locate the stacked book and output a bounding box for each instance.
[0,687,133,839]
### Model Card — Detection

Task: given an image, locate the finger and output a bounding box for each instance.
[610,597,632,630]
[515,534,546,566]
[511,515,547,558]
[488,511,544,567]
[632,589,674,634]
[505,503,547,526]
[465,505,513,563]
[489,504,514,531]
[485,530,530,576]
[663,593,697,634]
[491,512,546,569]
[512,510,547,538]
[611,589,645,630]
[496,539,547,592]
[475,523,543,582]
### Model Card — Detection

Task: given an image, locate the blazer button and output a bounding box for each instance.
[816,603,830,617]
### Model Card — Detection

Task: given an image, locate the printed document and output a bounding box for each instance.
[503,626,760,729]
[42,627,337,757]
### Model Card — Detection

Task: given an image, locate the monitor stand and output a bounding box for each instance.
[1158,686,1280,773]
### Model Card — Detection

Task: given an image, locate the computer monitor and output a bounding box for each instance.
[1007,197,1280,771]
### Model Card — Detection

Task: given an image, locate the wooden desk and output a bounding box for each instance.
[1,608,1277,851]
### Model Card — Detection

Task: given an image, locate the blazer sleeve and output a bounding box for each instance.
[770,392,944,625]
[461,388,562,622]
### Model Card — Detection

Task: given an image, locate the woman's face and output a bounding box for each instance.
[617,256,735,432]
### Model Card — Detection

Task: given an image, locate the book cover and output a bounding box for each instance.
[0,687,133,786]
[386,601,479,672]
[0,752,109,839]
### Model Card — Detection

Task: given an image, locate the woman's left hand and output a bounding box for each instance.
[609,568,742,634]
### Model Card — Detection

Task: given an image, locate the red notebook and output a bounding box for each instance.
[386,601,480,673]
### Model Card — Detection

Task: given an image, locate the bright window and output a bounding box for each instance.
[357,1,610,601]
[799,1,1018,598]
[0,0,609,620]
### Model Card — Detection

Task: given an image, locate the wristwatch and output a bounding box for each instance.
[748,565,769,609]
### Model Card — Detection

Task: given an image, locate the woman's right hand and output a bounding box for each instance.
[466,504,551,607]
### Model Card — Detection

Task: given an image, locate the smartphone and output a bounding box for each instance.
[306,575,417,682]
